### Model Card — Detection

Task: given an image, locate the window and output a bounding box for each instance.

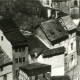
[19,48,21,52]
[3,74,7,80]
[0,67,3,71]
[47,0,49,5]
[15,58,18,63]
[16,70,19,78]
[71,43,73,50]
[1,36,3,41]
[23,57,25,62]
[43,74,45,78]
[35,75,38,80]
[19,58,22,63]
[15,48,18,52]
[74,0,78,6]
[22,47,25,51]
[71,55,74,62]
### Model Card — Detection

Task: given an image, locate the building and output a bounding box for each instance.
[25,19,69,76]
[19,63,51,80]
[59,15,77,72]
[0,46,12,80]
[51,0,70,14]
[26,35,66,76]
[34,16,77,76]
[0,19,28,80]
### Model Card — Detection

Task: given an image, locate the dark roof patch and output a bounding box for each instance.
[0,19,19,33]
[20,62,51,76]
[43,47,65,58]
[4,31,27,47]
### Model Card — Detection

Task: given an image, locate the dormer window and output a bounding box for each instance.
[49,30,55,35]
[1,36,3,41]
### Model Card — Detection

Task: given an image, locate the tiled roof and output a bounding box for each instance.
[20,62,51,76]
[4,31,27,47]
[0,19,19,33]
[43,47,65,58]
[60,15,77,31]
[40,19,68,43]
[0,47,12,67]
[51,75,70,80]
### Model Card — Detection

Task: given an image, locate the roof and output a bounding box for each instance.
[0,47,12,67]
[40,19,68,43]
[20,62,51,76]
[0,19,28,47]
[26,35,48,57]
[60,15,77,31]
[43,47,65,58]
[51,75,70,80]
[4,30,27,47]
[70,7,79,19]
[0,19,19,33]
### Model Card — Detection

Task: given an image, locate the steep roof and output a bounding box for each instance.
[0,19,19,33]
[60,15,77,31]
[20,62,51,76]
[4,31,27,47]
[0,47,12,67]
[43,47,65,58]
[40,19,68,43]
[0,19,27,47]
